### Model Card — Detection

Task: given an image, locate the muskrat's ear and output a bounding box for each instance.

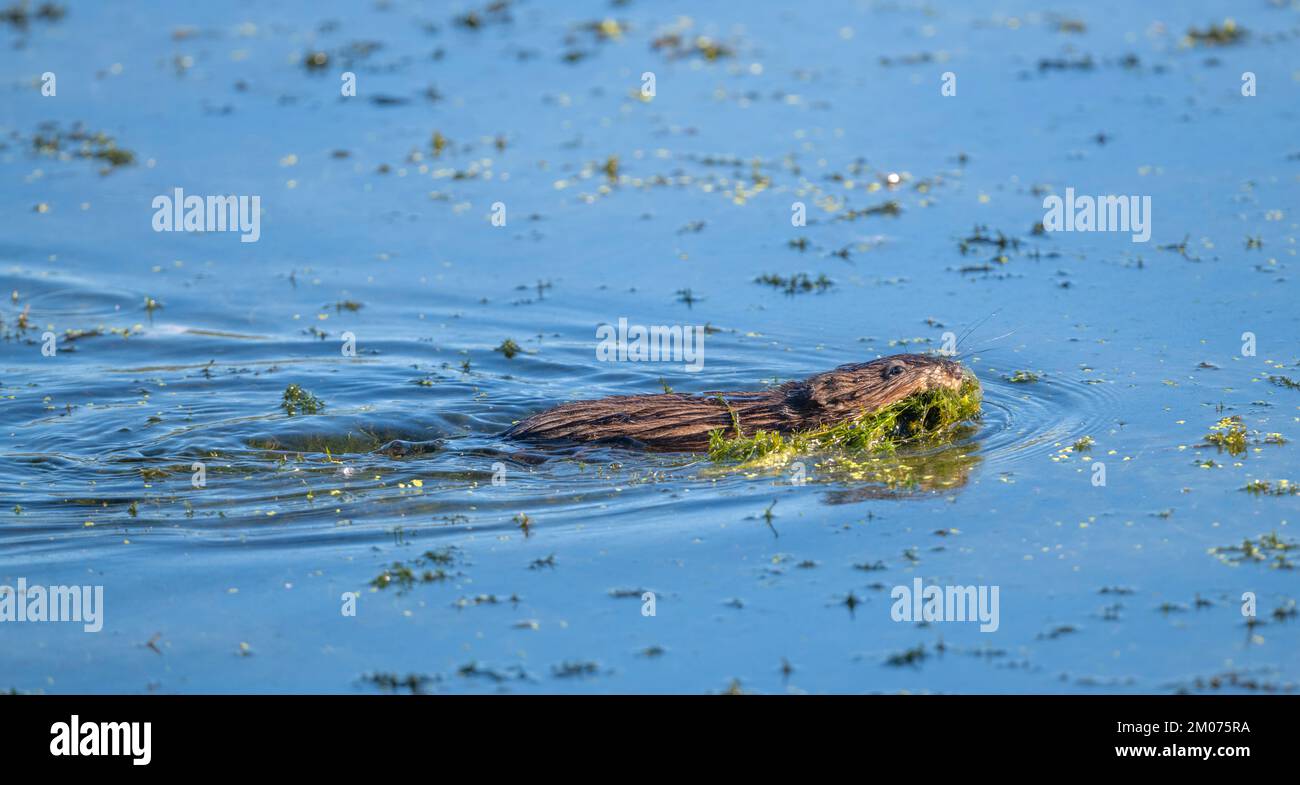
[781,374,850,411]
[780,380,817,411]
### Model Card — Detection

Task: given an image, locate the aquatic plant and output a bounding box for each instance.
[552,661,600,678]
[1209,532,1296,569]
[885,644,928,667]
[1185,19,1246,47]
[495,338,521,359]
[708,377,982,464]
[754,272,833,294]
[280,384,324,416]
[838,200,902,220]
[1241,480,1299,497]
[651,33,733,61]
[31,123,135,172]
[431,130,449,156]
[1,3,65,30]
[1203,416,1247,456]
[362,672,438,694]
[959,225,1020,255]
[1005,370,1040,384]
[370,548,461,592]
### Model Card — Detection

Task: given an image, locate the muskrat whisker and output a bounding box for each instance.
[955,309,1000,348]
[957,329,1018,359]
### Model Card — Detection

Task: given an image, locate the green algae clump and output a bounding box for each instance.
[708,377,982,465]
[495,338,522,359]
[281,384,324,416]
[1242,479,1299,497]
[1203,416,1247,456]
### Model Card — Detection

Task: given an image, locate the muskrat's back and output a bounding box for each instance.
[504,390,785,452]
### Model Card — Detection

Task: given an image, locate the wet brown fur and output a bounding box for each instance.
[505,354,968,452]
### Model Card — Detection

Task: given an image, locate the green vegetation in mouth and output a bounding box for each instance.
[281,384,324,416]
[708,378,982,464]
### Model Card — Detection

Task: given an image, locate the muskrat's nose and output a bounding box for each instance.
[936,358,971,389]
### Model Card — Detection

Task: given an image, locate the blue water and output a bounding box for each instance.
[1,0,1298,693]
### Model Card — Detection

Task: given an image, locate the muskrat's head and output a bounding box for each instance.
[790,353,973,422]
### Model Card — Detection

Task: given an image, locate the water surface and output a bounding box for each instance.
[2,0,1298,693]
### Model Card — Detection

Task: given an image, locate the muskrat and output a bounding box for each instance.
[505,354,972,452]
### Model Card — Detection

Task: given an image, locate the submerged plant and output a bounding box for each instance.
[707,377,982,465]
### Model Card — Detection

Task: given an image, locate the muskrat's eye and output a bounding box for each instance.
[887,365,905,378]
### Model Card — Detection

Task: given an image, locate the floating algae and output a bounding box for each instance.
[280,384,324,416]
[31,122,135,172]
[1004,370,1040,384]
[1209,532,1296,569]
[754,272,833,294]
[1241,480,1299,497]
[1184,19,1246,48]
[495,338,522,359]
[1202,416,1248,456]
[707,377,982,467]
